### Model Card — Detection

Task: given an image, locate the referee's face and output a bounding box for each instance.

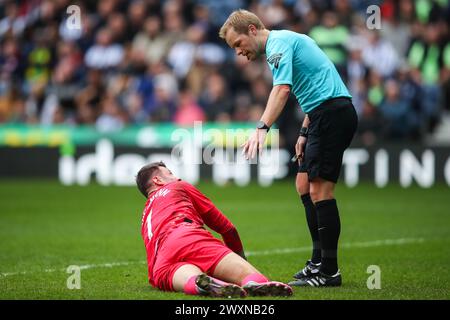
[225,27,258,61]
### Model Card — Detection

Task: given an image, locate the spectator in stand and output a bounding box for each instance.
[24,30,54,89]
[47,41,84,117]
[362,30,400,78]
[96,95,126,132]
[0,37,22,84]
[0,1,29,38]
[0,84,18,122]
[106,12,129,45]
[24,81,46,124]
[250,77,270,106]
[356,100,383,146]
[168,22,226,79]
[309,11,349,80]
[334,0,353,28]
[84,27,124,70]
[8,97,29,123]
[127,0,150,38]
[379,79,418,139]
[174,88,206,126]
[132,15,172,66]
[407,22,449,132]
[162,0,186,46]
[346,38,367,116]
[149,67,179,122]
[366,69,384,109]
[199,72,233,122]
[75,68,104,121]
[380,0,413,62]
[0,0,448,145]
[94,0,120,32]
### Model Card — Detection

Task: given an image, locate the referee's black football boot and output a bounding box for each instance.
[288,270,342,287]
[292,260,321,280]
[195,274,247,298]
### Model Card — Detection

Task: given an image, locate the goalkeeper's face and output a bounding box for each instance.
[154,166,179,185]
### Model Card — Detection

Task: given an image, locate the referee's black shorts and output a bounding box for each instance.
[298,97,358,183]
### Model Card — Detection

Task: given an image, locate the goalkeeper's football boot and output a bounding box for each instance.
[293,260,321,280]
[243,281,293,297]
[195,274,246,298]
[288,270,342,287]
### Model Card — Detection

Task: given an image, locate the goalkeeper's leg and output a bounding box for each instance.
[213,252,293,297]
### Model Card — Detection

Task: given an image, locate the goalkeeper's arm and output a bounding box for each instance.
[202,207,247,260]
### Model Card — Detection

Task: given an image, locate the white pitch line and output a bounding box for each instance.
[0,261,146,277]
[246,237,425,256]
[0,237,424,278]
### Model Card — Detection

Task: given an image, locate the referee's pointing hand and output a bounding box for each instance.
[242,128,268,160]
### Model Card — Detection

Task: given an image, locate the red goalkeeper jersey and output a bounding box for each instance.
[140,180,242,279]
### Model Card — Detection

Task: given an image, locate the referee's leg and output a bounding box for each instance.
[295,173,321,264]
[308,100,357,277]
[310,178,340,276]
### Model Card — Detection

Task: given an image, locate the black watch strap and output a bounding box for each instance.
[256,121,270,131]
[299,126,308,137]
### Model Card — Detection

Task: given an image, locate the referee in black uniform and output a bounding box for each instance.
[220,9,358,287]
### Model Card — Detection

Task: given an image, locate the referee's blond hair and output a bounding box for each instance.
[219,9,265,39]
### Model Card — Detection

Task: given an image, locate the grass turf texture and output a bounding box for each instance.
[0,179,449,300]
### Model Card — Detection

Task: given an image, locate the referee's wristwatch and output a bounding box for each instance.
[299,126,309,138]
[256,121,270,132]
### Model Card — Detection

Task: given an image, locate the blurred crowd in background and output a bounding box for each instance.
[0,0,449,147]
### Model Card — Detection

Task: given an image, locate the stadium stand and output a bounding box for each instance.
[0,0,449,147]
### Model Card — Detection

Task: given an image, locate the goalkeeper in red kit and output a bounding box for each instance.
[135,162,292,298]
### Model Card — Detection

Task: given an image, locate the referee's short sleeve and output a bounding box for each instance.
[267,39,294,87]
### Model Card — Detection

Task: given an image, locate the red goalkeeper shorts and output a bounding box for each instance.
[151,224,232,291]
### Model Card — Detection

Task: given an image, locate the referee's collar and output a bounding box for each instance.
[264,30,272,56]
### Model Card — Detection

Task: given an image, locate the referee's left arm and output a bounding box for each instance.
[243,36,294,160]
[243,84,290,159]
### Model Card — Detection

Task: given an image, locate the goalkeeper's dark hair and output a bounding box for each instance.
[135,161,167,198]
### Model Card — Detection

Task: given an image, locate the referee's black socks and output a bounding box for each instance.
[315,199,341,275]
[301,193,321,264]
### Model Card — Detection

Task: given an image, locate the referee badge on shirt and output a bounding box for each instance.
[267,53,283,68]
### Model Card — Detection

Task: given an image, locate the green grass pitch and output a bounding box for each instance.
[0,179,449,300]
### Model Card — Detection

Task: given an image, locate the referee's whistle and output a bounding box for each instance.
[291,154,300,163]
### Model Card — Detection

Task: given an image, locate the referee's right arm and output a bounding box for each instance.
[296,115,310,163]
